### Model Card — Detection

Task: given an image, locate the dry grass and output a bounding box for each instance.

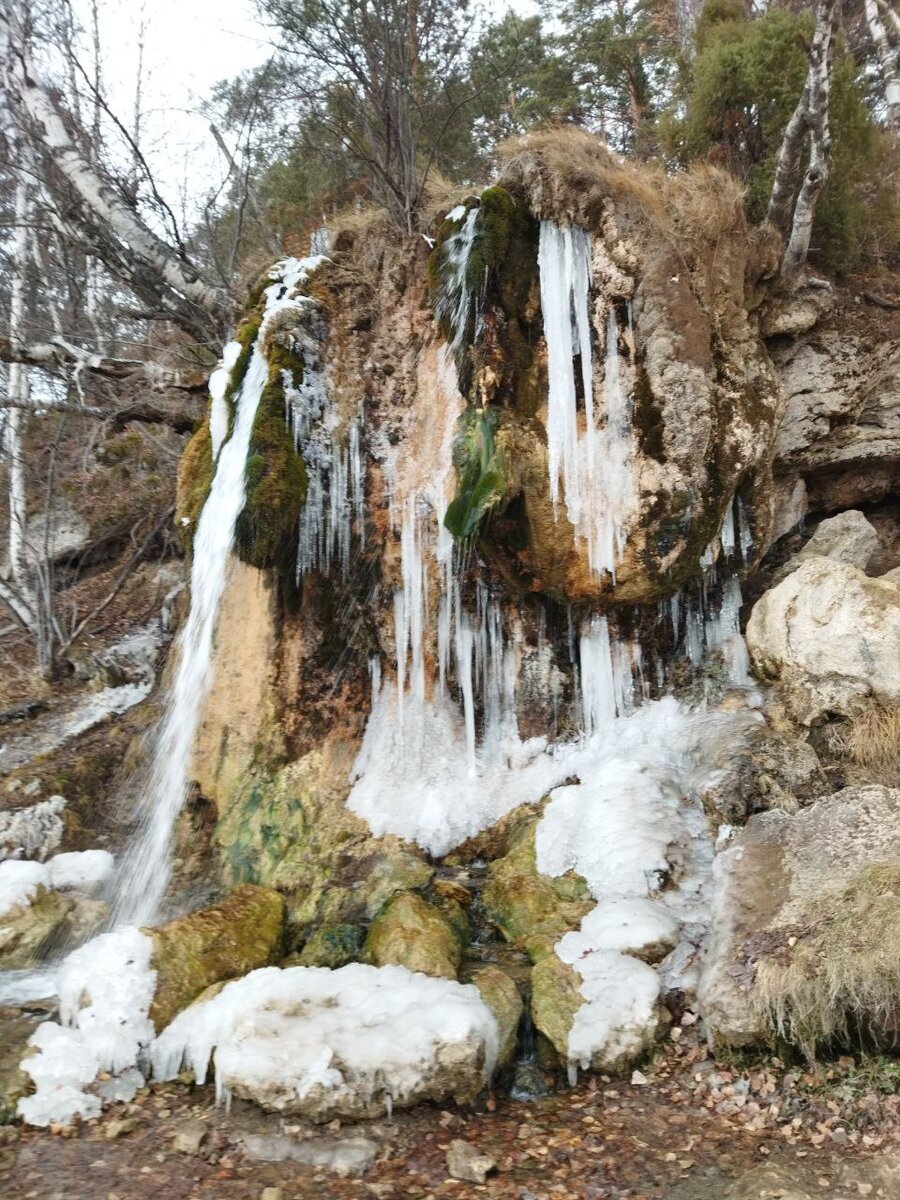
[848,703,900,778]
[754,862,900,1057]
[662,165,746,251]
[498,126,669,224]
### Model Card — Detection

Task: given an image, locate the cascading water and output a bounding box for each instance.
[114,256,324,924]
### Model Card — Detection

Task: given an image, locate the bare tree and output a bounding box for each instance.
[766,0,840,272]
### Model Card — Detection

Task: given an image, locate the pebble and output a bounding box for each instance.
[445,1138,496,1184]
[172,1121,208,1154]
[260,1189,284,1200]
[104,1118,137,1141]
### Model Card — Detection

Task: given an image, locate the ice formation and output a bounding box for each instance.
[115,257,325,925]
[151,964,499,1117]
[18,927,156,1126]
[0,794,65,862]
[208,340,242,460]
[46,849,114,891]
[536,695,758,1070]
[539,221,638,580]
[0,859,50,917]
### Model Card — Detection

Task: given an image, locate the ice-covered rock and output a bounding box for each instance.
[0,796,66,862]
[151,963,499,1121]
[747,556,900,722]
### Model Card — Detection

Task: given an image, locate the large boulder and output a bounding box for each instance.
[779,509,879,578]
[146,883,284,1030]
[470,966,523,1071]
[747,556,900,723]
[0,861,74,969]
[699,785,900,1051]
[151,963,499,1121]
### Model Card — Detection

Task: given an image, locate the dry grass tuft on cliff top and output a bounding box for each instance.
[497,126,747,253]
[754,861,900,1057]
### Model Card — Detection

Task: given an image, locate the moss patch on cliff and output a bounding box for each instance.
[234,339,307,575]
[445,407,506,540]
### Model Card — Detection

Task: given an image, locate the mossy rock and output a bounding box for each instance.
[445,407,506,541]
[0,888,73,970]
[530,952,582,1063]
[234,337,307,575]
[363,892,467,980]
[483,821,592,951]
[175,418,214,550]
[215,749,433,936]
[297,923,364,969]
[0,1006,49,1123]
[470,966,524,1072]
[146,883,284,1031]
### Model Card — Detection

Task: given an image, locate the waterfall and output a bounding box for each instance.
[538,222,637,580]
[114,257,323,924]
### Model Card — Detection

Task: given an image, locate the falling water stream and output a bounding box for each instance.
[113,256,323,924]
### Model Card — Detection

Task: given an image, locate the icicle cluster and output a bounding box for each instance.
[539,222,638,580]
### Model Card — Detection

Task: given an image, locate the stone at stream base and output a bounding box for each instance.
[746,557,900,723]
[241,1132,379,1177]
[446,1139,497,1184]
[146,883,284,1031]
[295,923,363,969]
[469,966,524,1071]
[363,891,467,980]
[698,785,900,1051]
[172,1120,209,1154]
[482,820,592,947]
[0,887,73,970]
[530,950,582,1065]
[0,1004,50,1122]
[718,1150,900,1200]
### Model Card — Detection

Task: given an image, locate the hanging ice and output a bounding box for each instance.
[539,222,637,580]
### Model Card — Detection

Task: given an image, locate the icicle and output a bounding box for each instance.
[720,501,736,558]
[538,222,637,580]
[737,497,753,561]
[579,616,616,736]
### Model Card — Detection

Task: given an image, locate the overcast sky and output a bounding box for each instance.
[71,0,536,213]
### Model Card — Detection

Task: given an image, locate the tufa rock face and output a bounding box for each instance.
[746,557,900,723]
[363,891,467,980]
[444,147,785,605]
[530,949,583,1064]
[699,786,900,1051]
[146,884,284,1030]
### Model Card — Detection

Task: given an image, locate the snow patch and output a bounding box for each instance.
[47,849,114,892]
[0,795,65,862]
[0,858,50,917]
[17,927,156,1127]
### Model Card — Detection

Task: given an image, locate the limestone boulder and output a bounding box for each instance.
[0,887,73,970]
[747,556,900,723]
[784,509,879,575]
[700,721,828,822]
[363,892,466,980]
[530,950,583,1063]
[146,884,284,1031]
[698,785,900,1051]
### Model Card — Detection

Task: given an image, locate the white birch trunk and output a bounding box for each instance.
[865,0,900,128]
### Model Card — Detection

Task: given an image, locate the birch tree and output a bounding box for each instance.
[766,0,840,272]
[864,0,900,129]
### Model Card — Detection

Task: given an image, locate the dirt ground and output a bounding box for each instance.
[4,1038,900,1200]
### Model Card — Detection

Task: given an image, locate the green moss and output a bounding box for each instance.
[297,923,364,969]
[175,418,214,545]
[234,339,307,575]
[444,406,506,541]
